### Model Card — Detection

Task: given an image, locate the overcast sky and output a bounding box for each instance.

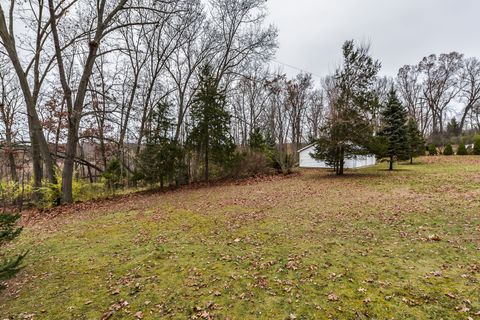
[266,0,479,79]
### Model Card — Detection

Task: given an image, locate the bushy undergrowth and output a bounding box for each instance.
[457,142,468,155]
[0,172,120,209]
[474,137,480,155]
[225,151,275,178]
[443,144,453,156]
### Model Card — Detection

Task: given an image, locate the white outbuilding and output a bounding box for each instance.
[298,144,376,169]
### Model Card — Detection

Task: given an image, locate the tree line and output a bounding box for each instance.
[0,0,479,204]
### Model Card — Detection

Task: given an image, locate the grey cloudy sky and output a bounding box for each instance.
[266,0,479,79]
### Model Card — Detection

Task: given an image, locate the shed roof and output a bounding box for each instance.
[297,144,316,153]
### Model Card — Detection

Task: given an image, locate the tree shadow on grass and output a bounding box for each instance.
[300,169,383,181]
[377,168,412,172]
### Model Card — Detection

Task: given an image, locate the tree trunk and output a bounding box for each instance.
[205,140,209,183]
[338,146,345,175]
[0,5,57,189]
[389,156,394,171]
[48,0,128,203]
[61,128,78,203]
[31,136,43,202]
[459,104,472,134]
[4,132,18,182]
[7,150,17,182]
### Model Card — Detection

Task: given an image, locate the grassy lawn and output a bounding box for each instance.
[1,156,479,319]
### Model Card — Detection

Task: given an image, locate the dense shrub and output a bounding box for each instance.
[0,181,21,206]
[443,144,453,156]
[102,158,126,190]
[249,128,268,151]
[428,144,438,156]
[271,152,295,175]
[36,171,95,208]
[229,151,275,178]
[474,138,480,155]
[136,140,187,189]
[457,143,468,155]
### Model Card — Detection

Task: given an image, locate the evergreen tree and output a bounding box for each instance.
[446,118,460,138]
[136,101,187,189]
[249,128,267,152]
[1,211,27,290]
[188,65,235,181]
[102,158,125,190]
[443,144,454,156]
[406,118,425,164]
[378,89,408,170]
[312,41,381,175]
[457,142,468,155]
[428,144,438,156]
[137,141,186,189]
[473,137,480,155]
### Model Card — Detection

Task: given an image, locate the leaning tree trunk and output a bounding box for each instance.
[459,104,473,134]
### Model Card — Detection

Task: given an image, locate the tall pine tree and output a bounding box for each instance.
[379,88,408,170]
[188,65,235,182]
[312,41,381,175]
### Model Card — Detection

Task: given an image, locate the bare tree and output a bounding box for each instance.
[458,57,480,132]
[46,0,136,202]
[305,89,325,140]
[418,53,463,135]
[0,0,62,190]
[0,58,22,182]
[286,73,313,152]
[209,0,278,89]
[397,65,431,135]
[47,0,185,202]
[166,1,212,142]
[230,63,270,145]
[134,3,191,155]
[264,73,293,173]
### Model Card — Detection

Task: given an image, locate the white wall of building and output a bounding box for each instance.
[298,145,376,169]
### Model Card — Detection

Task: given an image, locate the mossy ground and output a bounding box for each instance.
[1,156,479,319]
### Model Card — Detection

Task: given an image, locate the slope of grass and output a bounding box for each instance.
[1,156,479,319]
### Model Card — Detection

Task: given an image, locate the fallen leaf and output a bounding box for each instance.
[432,270,442,277]
[328,293,339,301]
[445,293,456,299]
[428,234,442,241]
[101,311,114,320]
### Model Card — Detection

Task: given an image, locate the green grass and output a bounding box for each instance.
[1,156,479,319]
